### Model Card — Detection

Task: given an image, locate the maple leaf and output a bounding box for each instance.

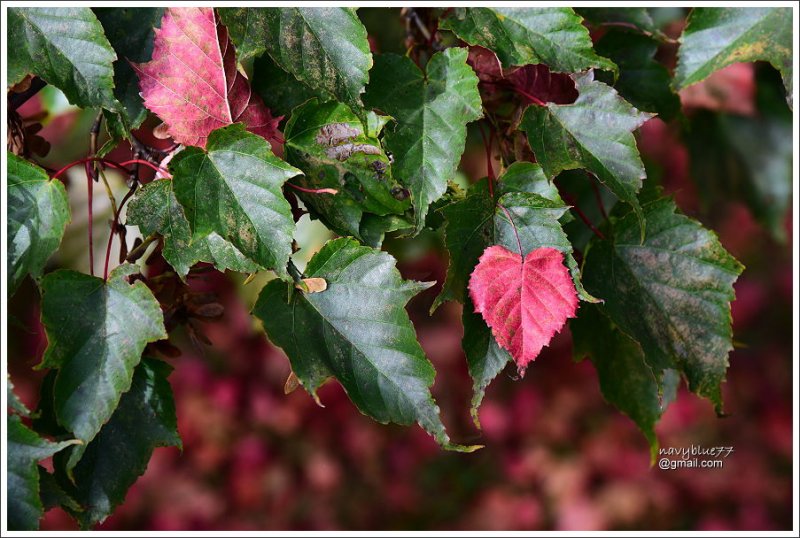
[468,245,579,373]
[133,7,281,148]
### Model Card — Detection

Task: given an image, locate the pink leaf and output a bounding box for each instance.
[468,245,579,373]
[133,8,281,148]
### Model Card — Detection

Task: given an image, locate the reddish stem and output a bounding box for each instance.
[562,194,606,240]
[52,157,131,181]
[104,186,137,280]
[84,162,95,276]
[478,124,495,198]
[286,182,338,195]
[588,173,608,220]
[119,159,171,177]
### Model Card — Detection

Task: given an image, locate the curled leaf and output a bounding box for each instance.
[134,7,280,148]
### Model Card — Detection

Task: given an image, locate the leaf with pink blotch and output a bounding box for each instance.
[469,245,579,373]
[133,7,281,148]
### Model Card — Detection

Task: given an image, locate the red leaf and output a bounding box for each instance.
[506,64,578,106]
[468,245,579,373]
[133,8,281,148]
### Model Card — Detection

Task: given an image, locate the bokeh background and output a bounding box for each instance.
[7,7,794,531]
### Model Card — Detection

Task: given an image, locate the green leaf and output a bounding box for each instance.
[253,238,478,452]
[359,213,414,249]
[38,264,167,454]
[94,8,164,130]
[434,162,594,312]
[575,7,661,37]
[583,197,744,413]
[7,7,118,111]
[462,296,512,427]
[433,164,596,419]
[127,179,260,278]
[170,124,299,279]
[284,98,409,240]
[363,48,483,232]
[595,31,681,121]
[8,375,32,417]
[252,53,320,119]
[686,110,793,242]
[220,7,372,117]
[8,415,78,530]
[520,72,653,236]
[440,7,617,73]
[674,8,793,108]
[7,152,70,297]
[39,466,81,513]
[69,358,181,528]
[571,304,663,462]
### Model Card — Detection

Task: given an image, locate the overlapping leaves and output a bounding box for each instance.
[254,238,479,452]
[364,47,483,232]
[582,197,744,414]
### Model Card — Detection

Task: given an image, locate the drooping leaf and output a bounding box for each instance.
[462,296,512,427]
[686,109,792,242]
[69,358,181,529]
[220,7,372,118]
[440,7,617,74]
[94,7,164,130]
[583,197,744,413]
[595,30,681,121]
[674,7,793,107]
[38,264,167,454]
[520,72,654,236]
[170,124,299,278]
[7,152,70,297]
[364,48,483,232]
[133,7,281,148]
[469,245,579,373]
[571,304,664,462]
[434,162,593,312]
[283,98,409,240]
[8,415,78,530]
[7,7,119,110]
[126,178,260,278]
[253,238,479,452]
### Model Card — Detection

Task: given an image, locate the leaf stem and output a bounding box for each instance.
[51,157,132,181]
[104,185,138,280]
[287,259,304,285]
[126,233,159,263]
[286,182,337,195]
[119,159,171,178]
[562,193,606,240]
[478,123,495,198]
[587,172,608,220]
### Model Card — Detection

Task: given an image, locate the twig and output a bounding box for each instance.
[104,185,138,280]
